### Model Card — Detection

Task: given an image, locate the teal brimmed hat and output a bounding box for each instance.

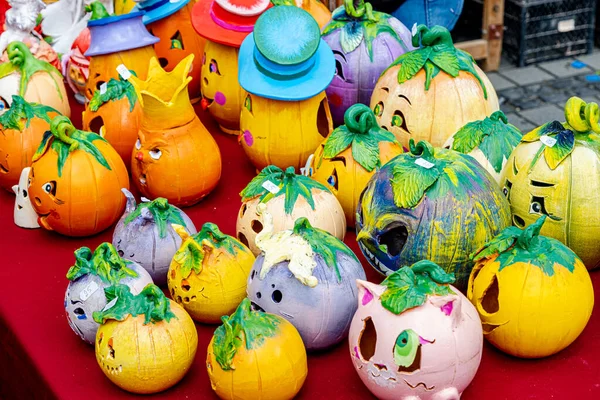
[134,0,190,25]
[238,6,335,101]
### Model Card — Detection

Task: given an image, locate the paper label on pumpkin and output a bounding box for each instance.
[415,158,435,169]
[99,82,107,95]
[102,296,119,312]
[262,180,280,194]
[116,64,131,80]
[540,135,557,147]
[79,281,100,301]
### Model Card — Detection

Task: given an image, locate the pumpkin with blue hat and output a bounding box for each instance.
[192,0,272,135]
[238,5,335,171]
[84,2,158,101]
[134,0,205,103]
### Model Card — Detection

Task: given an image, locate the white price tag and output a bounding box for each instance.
[79,281,99,301]
[415,158,435,169]
[102,297,118,312]
[262,180,280,194]
[116,64,131,80]
[540,135,557,147]
[411,23,418,36]
[99,82,107,95]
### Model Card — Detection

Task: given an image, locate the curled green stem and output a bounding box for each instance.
[345,0,375,20]
[344,104,377,134]
[410,260,455,284]
[409,139,435,159]
[490,110,508,124]
[50,116,79,152]
[516,215,545,250]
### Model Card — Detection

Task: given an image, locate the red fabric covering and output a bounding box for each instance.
[0,0,9,35]
[0,96,599,399]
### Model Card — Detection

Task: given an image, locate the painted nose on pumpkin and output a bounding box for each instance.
[135,152,143,161]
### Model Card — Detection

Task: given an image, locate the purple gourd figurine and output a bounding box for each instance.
[322,0,413,126]
[112,189,197,286]
[247,205,366,350]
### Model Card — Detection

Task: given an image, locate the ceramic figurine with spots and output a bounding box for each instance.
[13,167,39,228]
[134,0,206,103]
[0,42,70,117]
[63,27,91,104]
[93,283,197,394]
[310,104,403,227]
[29,116,129,236]
[192,0,271,135]
[237,165,346,255]
[500,97,600,270]
[468,216,594,358]
[0,95,58,191]
[370,25,498,148]
[129,55,221,206]
[349,261,483,400]
[238,6,335,170]
[207,298,307,400]
[84,2,158,101]
[112,189,197,286]
[168,222,255,323]
[322,0,412,126]
[444,110,522,184]
[356,140,511,289]
[247,208,366,350]
[64,243,153,344]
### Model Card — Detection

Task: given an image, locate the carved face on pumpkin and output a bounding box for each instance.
[349,262,483,400]
[65,28,91,104]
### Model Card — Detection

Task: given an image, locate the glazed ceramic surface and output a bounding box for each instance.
[13,167,39,228]
[0,0,47,54]
[64,27,90,104]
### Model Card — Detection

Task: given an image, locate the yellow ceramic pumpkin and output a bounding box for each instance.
[168,223,255,323]
[310,104,402,226]
[468,216,594,358]
[114,0,136,14]
[94,284,198,394]
[500,97,600,270]
[206,298,307,400]
[370,25,498,148]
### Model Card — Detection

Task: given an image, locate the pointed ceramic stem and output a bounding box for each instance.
[344,104,377,134]
[409,139,434,159]
[410,260,455,284]
[50,116,79,152]
[490,110,508,124]
[421,25,454,47]
[516,215,545,250]
[345,0,375,20]
[122,188,137,213]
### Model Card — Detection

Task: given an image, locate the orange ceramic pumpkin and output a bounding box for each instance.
[130,55,222,206]
[29,116,129,236]
[0,96,58,191]
[271,0,332,28]
[370,25,498,148]
[82,74,142,166]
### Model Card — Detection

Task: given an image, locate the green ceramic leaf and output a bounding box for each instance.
[323,126,355,157]
[92,283,176,325]
[89,74,138,112]
[66,243,138,284]
[123,198,185,238]
[543,129,575,170]
[380,260,455,315]
[521,121,565,142]
[293,218,358,282]
[430,44,459,76]
[396,49,430,84]
[340,22,364,53]
[213,298,280,371]
[0,95,58,131]
[521,120,575,170]
[352,134,380,171]
[86,1,111,20]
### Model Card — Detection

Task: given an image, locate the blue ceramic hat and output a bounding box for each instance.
[85,12,159,57]
[134,0,190,25]
[238,6,335,101]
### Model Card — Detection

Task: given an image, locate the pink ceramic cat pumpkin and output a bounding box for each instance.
[349,261,482,400]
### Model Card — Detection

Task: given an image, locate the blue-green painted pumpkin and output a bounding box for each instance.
[356,140,511,289]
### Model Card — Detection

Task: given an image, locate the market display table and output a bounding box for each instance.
[1,98,599,399]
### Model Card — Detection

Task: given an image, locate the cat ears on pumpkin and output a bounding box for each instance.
[356,279,385,307]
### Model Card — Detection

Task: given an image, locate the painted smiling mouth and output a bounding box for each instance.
[404,380,435,391]
[482,322,508,334]
[0,163,8,174]
[200,96,214,111]
[369,371,397,382]
[139,174,147,186]
[358,241,390,273]
[250,301,265,312]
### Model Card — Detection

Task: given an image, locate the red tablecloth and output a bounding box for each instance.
[1,96,599,400]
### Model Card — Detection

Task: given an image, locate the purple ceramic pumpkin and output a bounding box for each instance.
[247,207,366,350]
[322,0,413,125]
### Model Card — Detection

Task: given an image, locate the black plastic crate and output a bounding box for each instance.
[503,0,596,67]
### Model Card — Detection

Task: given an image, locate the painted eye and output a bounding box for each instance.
[374,102,384,117]
[502,180,512,199]
[135,138,141,150]
[529,196,547,215]
[0,97,8,111]
[391,114,403,127]
[170,31,183,50]
[209,59,221,75]
[394,329,419,370]
[271,290,282,303]
[335,59,345,81]
[327,168,338,190]
[73,307,87,320]
[149,149,162,160]
[244,94,252,112]
[42,181,56,196]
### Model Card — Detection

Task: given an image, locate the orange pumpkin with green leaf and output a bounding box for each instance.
[29,116,129,236]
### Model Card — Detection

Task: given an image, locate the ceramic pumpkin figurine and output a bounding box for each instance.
[29,116,129,236]
[82,72,142,164]
[0,95,58,191]
[129,55,222,206]
[192,0,271,135]
[356,140,511,289]
[444,110,522,184]
[13,167,39,229]
[114,0,136,14]
[468,216,594,358]
[168,222,255,323]
[238,6,335,170]
[236,165,346,255]
[206,298,307,400]
[0,42,70,117]
[93,284,198,394]
[322,0,413,125]
[349,261,483,400]
[63,27,91,104]
[247,211,366,349]
[271,0,331,29]
[64,243,153,344]
[84,2,158,100]
[501,97,600,270]
[135,0,205,103]
[370,25,499,148]
[113,189,197,286]
[310,104,402,226]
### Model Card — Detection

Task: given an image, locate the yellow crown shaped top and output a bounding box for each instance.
[129,55,196,130]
